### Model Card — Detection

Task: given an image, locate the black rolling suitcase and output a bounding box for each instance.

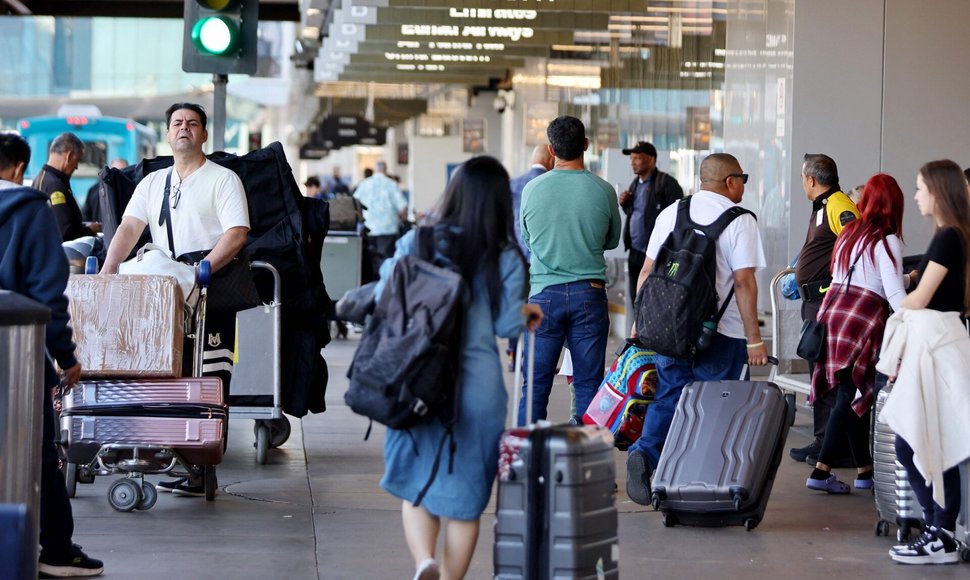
[650,364,793,530]
[493,333,619,579]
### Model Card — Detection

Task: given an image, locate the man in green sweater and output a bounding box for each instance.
[518,116,622,424]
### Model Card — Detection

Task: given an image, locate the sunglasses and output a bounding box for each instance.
[723,173,749,184]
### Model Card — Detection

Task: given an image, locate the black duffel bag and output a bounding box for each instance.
[179,249,262,313]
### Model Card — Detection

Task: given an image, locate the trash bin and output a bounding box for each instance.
[0,290,51,580]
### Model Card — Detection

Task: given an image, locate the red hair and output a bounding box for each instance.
[833,173,904,273]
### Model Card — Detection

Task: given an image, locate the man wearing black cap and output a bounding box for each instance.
[619,141,683,303]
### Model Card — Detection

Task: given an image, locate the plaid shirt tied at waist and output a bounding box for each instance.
[811,283,889,416]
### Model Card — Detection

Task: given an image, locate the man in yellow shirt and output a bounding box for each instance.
[790,153,860,466]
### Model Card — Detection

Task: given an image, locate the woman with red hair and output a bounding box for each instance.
[806,173,908,494]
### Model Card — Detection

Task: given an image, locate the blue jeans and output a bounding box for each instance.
[896,436,962,531]
[629,333,748,469]
[518,281,609,425]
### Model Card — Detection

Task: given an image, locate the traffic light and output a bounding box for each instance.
[182,0,258,75]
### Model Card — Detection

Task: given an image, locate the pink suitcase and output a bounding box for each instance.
[60,378,226,467]
[62,378,224,409]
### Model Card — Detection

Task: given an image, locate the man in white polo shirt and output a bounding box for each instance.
[626,153,768,505]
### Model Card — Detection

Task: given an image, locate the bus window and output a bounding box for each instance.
[74,140,108,178]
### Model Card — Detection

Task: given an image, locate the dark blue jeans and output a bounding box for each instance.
[896,436,962,531]
[518,281,609,425]
[629,333,747,468]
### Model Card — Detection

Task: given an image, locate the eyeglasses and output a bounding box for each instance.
[723,173,749,184]
[171,181,182,209]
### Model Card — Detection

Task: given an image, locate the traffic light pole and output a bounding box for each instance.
[212,73,228,151]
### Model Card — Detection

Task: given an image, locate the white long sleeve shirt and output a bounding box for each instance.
[832,234,906,311]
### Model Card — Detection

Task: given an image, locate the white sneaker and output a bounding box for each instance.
[412,558,440,580]
[890,527,959,565]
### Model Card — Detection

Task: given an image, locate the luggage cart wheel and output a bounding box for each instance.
[255,423,270,465]
[743,518,759,532]
[875,520,891,537]
[64,462,78,499]
[136,482,157,511]
[107,479,141,512]
[269,416,291,448]
[204,465,217,501]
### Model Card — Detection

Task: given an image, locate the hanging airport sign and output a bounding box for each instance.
[355,0,644,12]
[371,7,607,30]
[363,24,572,44]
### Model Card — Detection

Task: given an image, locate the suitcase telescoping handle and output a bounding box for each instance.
[509,330,536,428]
[739,356,779,380]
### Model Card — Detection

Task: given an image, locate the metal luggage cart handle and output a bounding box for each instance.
[250,260,281,305]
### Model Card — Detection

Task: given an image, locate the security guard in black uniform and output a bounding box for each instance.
[31,132,101,242]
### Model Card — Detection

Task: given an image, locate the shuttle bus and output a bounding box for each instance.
[18,110,157,205]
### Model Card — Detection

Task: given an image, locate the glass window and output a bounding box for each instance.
[76,139,108,177]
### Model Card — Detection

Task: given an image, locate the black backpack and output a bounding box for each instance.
[344,225,466,504]
[634,197,754,359]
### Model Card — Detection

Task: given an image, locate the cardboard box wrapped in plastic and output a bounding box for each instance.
[66,275,184,377]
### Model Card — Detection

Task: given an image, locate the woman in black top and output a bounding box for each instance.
[889,159,970,565]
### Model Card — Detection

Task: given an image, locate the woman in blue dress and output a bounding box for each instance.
[375,156,543,580]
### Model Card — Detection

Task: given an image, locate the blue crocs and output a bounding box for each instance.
[806,474,851,494]
[855,477,874,491]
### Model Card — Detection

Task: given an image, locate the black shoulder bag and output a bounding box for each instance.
[796,251,863,362]
[159,169,262,313]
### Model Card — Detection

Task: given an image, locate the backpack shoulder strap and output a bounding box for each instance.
[415,226,434,261]
[673,196,694,233]
[697,205,756,240]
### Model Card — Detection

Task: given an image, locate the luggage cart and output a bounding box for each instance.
[322,232,363,339]
[768,267,812,397]
[59,258,224,511]
[230,261,289,465]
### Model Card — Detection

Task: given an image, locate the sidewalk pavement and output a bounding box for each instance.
[69,335,967,579]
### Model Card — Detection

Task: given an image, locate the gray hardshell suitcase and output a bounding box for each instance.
[494,425,619,580]
[872,386,922,542]
[650,378,793,530]
[493,332,619,579]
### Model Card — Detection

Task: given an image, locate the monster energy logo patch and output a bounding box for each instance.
[667,262,680,278]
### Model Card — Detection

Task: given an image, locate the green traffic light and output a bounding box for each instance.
[191,16,238,56]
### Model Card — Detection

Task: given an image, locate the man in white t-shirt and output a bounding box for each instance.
[103,103,249,273]
[625,153,768,505]
[103,103,249,497]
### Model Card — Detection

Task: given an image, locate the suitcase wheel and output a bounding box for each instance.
[875,519,891,537]
[661,513,676,528]
[107,479,141,512]
[743,517,759,532]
